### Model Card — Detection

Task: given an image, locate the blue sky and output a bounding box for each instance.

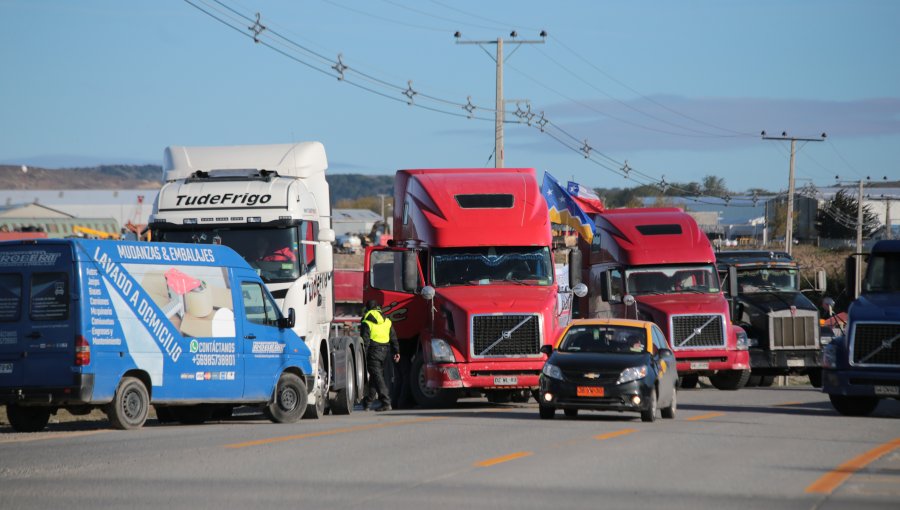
[1,0,898,193]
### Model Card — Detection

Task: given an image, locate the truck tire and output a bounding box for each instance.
[661,388,677,419]
[680,374,699,389]
[808,369,823,388]
[539,403,555,419]
[6,405,52,433]
[329,347,356,415]
[303,354,327,420]
[758,375,776,387]
[411,355,458,408]
[486,390,514,404]
[829,394,879,416]
[709,369,750,391]
[745,374,762,387]
[105,377,150,430]
[265,373,308,424]
[641,389,658,422]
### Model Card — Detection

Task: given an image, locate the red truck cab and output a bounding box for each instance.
[575,208,751,390]
[364,168,573,406]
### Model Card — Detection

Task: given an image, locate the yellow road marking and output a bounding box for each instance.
[686,412,725,421]
[474,451,533,467]
[776,401,804,406]
[805,437,900,494]
[223,417,443,449]
[594,428,637,441]
[0,430,107,444]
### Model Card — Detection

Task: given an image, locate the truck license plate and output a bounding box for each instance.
[577,386,604,397]
[787,359,805,367]
[0,363,12,374]
[494,376,517,386]
[690,362,709,370]
[874,385,899,396]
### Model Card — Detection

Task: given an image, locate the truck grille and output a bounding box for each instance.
[852,323,900,366]
[671,314,726,349]
[769,311,819,349]
[472,314,541,357]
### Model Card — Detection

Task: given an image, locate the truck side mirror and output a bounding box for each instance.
[844,256,857,301]
[280,308,296,329]
[815,269,827,293]
[568,249,582,288]
[317,228,336,243]
[540,344,553,356]
[822,297,835,318]
[727,266,738,298]
[402,250,418,292]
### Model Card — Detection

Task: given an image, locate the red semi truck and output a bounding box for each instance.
[363,168,577,407]
[574,208,751,390]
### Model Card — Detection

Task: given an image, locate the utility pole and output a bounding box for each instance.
[856,179,864,298]
[455,30,546,168]
[761,131,826,255]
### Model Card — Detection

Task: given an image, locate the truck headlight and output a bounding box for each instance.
[542,363,563,380]
[617,365,648,384]
[430,338,455,363]
[822,343,837,369]
[736,330,750,350]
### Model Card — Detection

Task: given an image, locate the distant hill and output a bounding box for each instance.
[0,164,394,203]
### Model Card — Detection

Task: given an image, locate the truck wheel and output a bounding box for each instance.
[745,375,762,387]
[106,377,150,430]
[808,369,823,388]
[538,403,555,419]
[680,374,699,389]
[661,388,677,419]
[829,394,879,416]
[265,373,308,424]
[303,354,327,420]
[709,369,750,391]
[486,390,513,404]
[410,355,458,408]
[563,408,579,418]
[329,347,355,415]
[641,389,658,422]
[758,375,776,387]
[510,389,531,403]
[6,405,52,433]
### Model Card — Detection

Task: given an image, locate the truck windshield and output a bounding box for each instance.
[154,228,300,284]
[431,246,553,287]
[625,264,719,296]
[736,268,798,293]
[863,253,900,293]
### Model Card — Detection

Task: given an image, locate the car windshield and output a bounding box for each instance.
[863,253,900,293]
[431,246,553,287]
[154,227,300,284]
[736,267,798,293]
[624,264,719,296]
[558,325,647,354]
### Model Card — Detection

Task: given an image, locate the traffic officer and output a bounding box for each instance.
[361,300,399,411]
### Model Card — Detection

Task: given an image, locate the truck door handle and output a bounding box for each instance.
[244,334,256,340]
[26,332,41,339]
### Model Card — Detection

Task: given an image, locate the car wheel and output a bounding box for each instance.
[6,405,52,433]
[641,389,658,423]
[680,374,699,389]
[265,373,308,424]
[829,394,879,416]
[105,377,149,430]
[538,403,555,420]
[709,369,750,391]
[303,353,327,420]
[563,408,578,418]
[661,388,677,419]
[330,347,356,415]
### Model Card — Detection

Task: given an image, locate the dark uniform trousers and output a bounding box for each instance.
[365,343,391,406]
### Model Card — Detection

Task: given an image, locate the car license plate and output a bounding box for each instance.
[494,376,517,386]
[787,359,805,367]
[577,386,604,397]
[690,362,709,370]
[874,385,899,396]
[0,363,12,374]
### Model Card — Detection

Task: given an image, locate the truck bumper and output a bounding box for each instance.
[426,360,543,390]
[0,373,95,406]
[675,350,750,374]
[749,348,821,374]
[823,368,900,398]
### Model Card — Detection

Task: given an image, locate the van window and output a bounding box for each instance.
[0,274,22,322]
[241,282,279,327]
[30,272,69,321]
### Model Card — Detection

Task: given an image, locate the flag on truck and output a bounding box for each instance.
[567,181,605,214]
[541,172,595,243]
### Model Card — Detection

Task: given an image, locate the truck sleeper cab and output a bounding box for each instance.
[0,239,312,432]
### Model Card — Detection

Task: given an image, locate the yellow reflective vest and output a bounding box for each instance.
[363,309,392,344]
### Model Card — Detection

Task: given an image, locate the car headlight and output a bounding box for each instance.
[736,330,750,350]
[822,343,837,369]
[430,338,455,363]
[617,365,648,384]
[542,363,563,380]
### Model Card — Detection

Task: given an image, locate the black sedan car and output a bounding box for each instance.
[538,318,678,422]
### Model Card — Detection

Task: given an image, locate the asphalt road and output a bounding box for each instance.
[1,386,898,510]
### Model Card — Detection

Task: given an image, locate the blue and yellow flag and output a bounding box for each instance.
[541,172,595,243]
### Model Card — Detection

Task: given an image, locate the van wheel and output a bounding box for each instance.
[330,347,355,415]
[6,405,52,433]
[265,373,308,424]
[303,354,326,420]
[106,377,149,430]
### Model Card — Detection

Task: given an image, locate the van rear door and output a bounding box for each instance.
[0,242,78,390]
